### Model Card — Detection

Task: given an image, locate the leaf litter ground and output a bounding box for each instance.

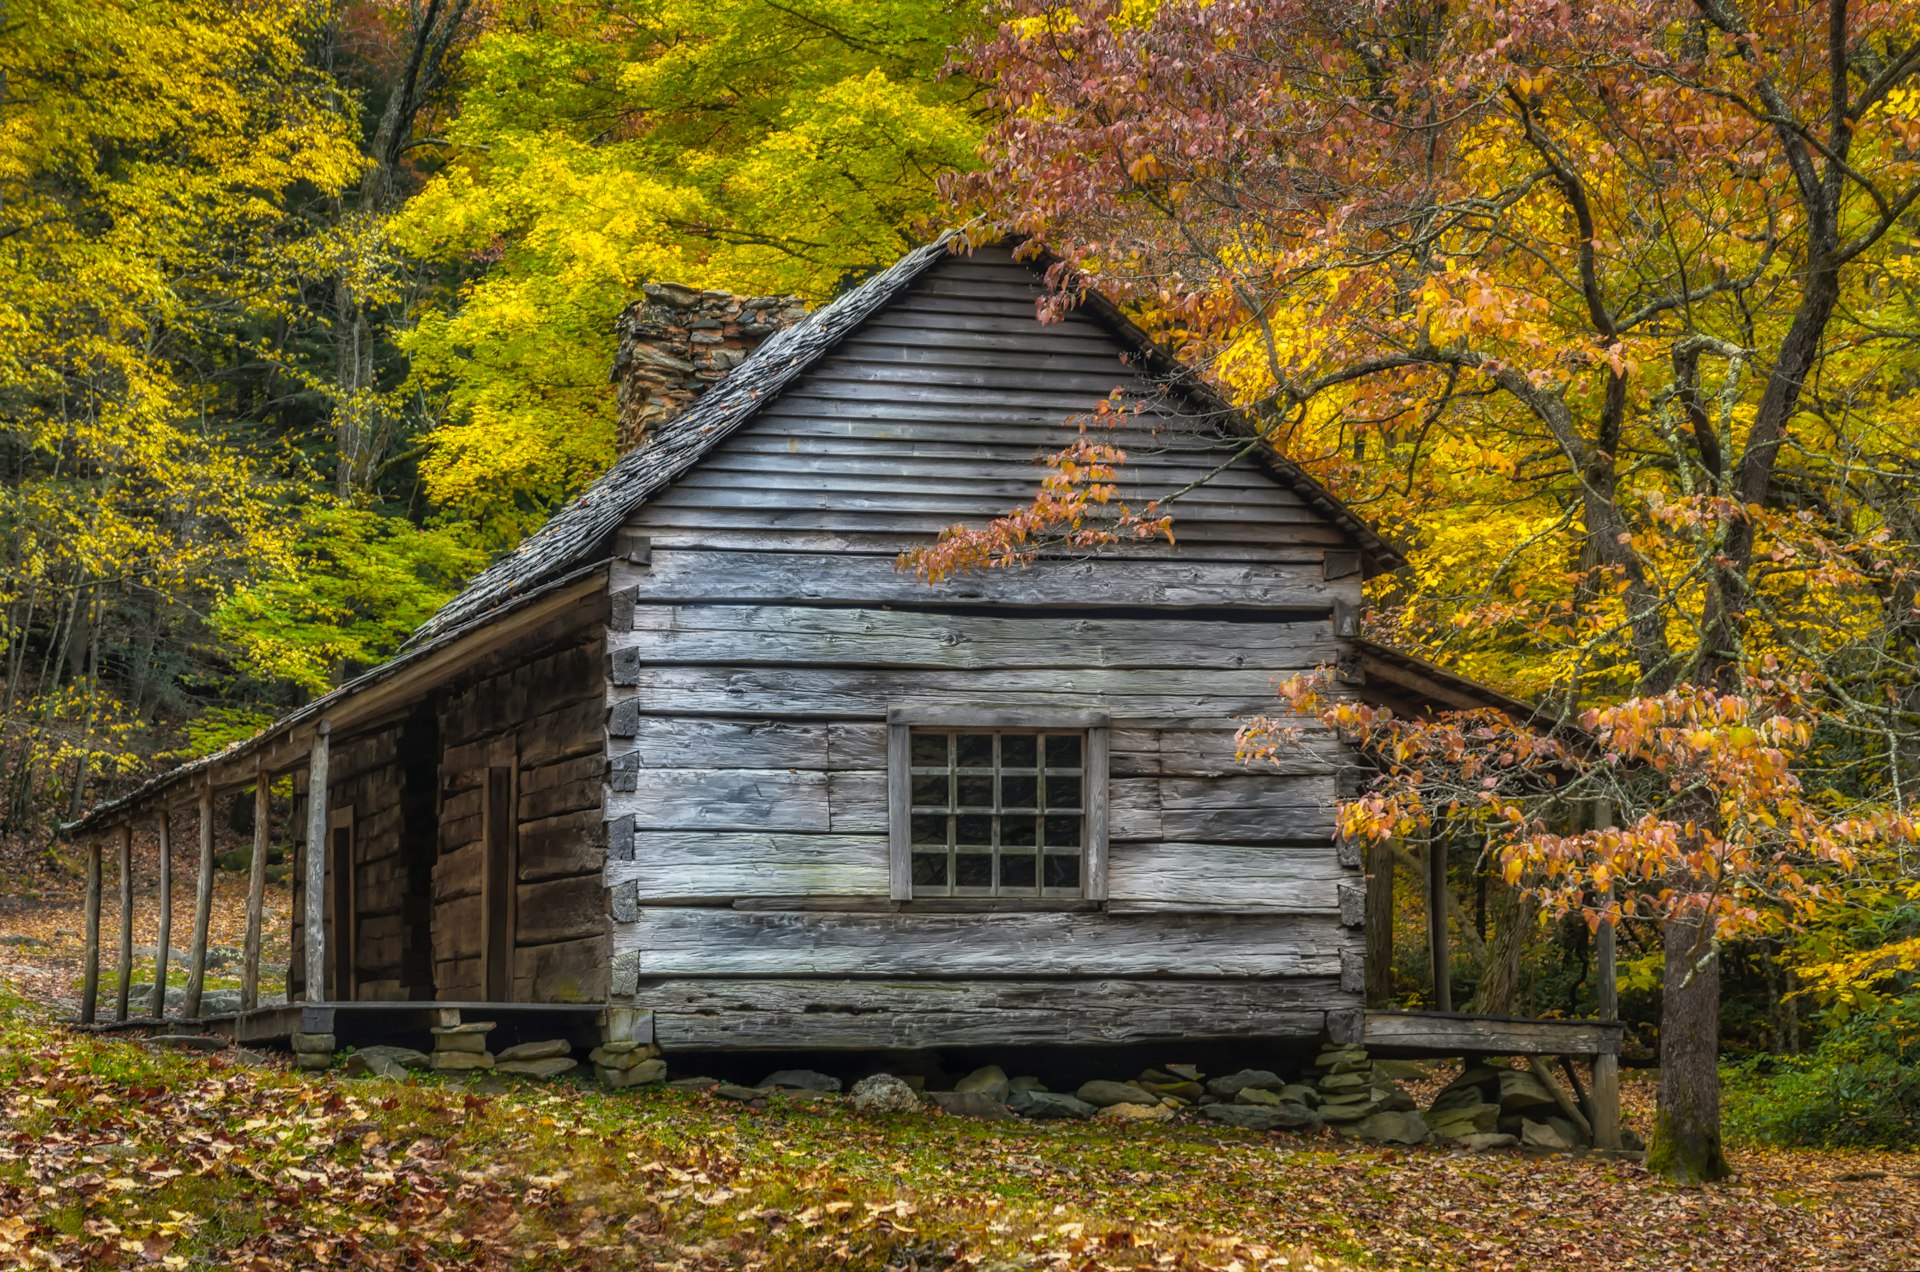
[0,973,1914,1270]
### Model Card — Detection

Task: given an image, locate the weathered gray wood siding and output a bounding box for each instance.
[436,609,609,1002]
[607,246,1365,1047]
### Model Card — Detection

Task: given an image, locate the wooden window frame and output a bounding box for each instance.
[887,708,1108,904]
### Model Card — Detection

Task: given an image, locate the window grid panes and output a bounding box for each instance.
[908,729,1085,898]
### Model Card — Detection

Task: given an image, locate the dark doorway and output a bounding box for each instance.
[483,763,517,1001]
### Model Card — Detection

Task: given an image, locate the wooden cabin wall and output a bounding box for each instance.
[434,614,610,1002]
[290,723,413,1000]
[605,245,1368,1049]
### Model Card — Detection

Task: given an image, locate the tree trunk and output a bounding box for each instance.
[1647,910,1730,1183]
[1468,874,1531,1016]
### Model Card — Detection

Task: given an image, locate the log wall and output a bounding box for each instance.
[435,612,609,1002]
[606,245,1368,1049]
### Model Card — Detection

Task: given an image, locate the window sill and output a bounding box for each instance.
[729,897,1104,914]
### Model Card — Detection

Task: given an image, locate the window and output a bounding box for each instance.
[888,711,1108,903]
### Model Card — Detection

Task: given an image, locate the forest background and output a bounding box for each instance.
[2,0,1916,1171]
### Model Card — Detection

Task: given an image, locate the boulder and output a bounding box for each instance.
[850,1074,920,1115]
[1374,1059,1432,1081]
[1322,1057,1372,1075]
[1203,1103,1321,1132]
[761,1069,841,1094]
[1317,1101,1376,1124]
[1076,1079,1156,1108]
[346,1052,408,1080]
[1234,1087,1283,1107]
[1007,1075,1048,1095]
[1011,1090,1097,1121]
[1313,1046,1368,1069]
[347,1044,430,1072]
[431,1051,494,1071]
[715,1083,771,1102]
[497,1039,573,1063]
[290,1032,335,1055]
[589,1044,662,1070]
[1138,1079,1205,1102]
[1430,1064,1503,1109]
[955,1065,1010,1102]
[925,1091,1015,1121]
[1519,1118,1575,1151]
[1163,1063,1204,1081]
[1370,1083,1417,1114]
[1349,1111,1429,1145]
[1496,1069,1559,1114]
[1204,1069,1285,1099]
[1318,1071,1369,1091]
[599,1058,666,1088]
[1279,1084,1321,1108]
[1427,1102,1500,1136]
[295,1052,334,1071]
[433,1033,490,1055]
[1454,1132,1519,1151]
[498,1057,578,1079]
[1097,1102,1174,1124]
[431,1021,496,1036]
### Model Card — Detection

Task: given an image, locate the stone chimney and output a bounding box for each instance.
[611,283,809,453]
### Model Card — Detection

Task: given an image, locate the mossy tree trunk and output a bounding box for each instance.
[1647,910,1731,1183]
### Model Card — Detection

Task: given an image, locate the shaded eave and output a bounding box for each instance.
[64,562,611,837]
[1352,638,1538,719]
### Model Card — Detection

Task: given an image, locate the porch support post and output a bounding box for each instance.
[150,809,172,1018]
[304,723,330,1002]
[241,768,269,1012]
[183,783,215,1018]
[1364,837,1395,1006]
[1427,837,1452,1012]
[81,834,103,1024]
[1590,798,1623,1149]
[114,822,133,1022]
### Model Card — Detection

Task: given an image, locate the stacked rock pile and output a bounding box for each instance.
[497,1039,578,1079]
[290,1030,334,1071]
[1425,1063,1585,1150]
[589,1039,665,1088]
[430,1020,495,1071]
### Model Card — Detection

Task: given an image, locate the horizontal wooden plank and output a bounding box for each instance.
[834,333,1131,363]
[615,908,1360,977]
[514,936,608,1003]
[608,663,1332,731]
[629,527,1339,561]
[516,873,606,945]
[607,832,890,899]
[615,550,1361,611]
[643,977,1348,1048]
[1110,726,1348,778]
[753,401,1228,440]
[611,605,1344,672]
[1363,1010,1624,1057]
[611,768,834,833]
[858,308,1107,337]
[661,463,1298,505]
[711,435,1276,480]
[517,809,606,882]
[640,484,1319,520]
[1108,842,1346,911]
[627,506,1347,550]
[785,375,1160,412]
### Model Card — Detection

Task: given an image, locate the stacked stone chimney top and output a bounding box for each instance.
[611,282,809,454]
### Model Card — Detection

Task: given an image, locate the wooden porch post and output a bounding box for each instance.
[183,783,215,1018]
[1590,797,1623,1149]
[150,809,172,1018]
[114,822,133,1022]
[240,769,269,1012]
[1364,837,1395,1006]
[303,724,330,1002]
[1427,837,1452,1012]
[80,834,103,1024]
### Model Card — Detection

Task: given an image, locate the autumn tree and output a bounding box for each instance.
[951,0,1920,1181]
[394,0,984,544]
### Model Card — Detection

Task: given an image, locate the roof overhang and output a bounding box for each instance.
[64,562,610,836]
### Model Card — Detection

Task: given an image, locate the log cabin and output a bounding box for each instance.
[64,238,1619,1134]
